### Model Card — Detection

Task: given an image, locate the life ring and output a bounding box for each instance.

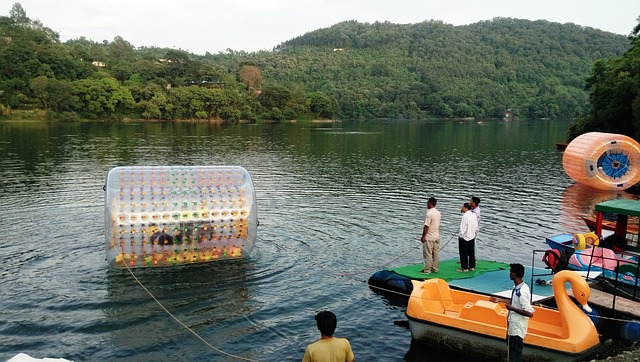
[573,232,599,250]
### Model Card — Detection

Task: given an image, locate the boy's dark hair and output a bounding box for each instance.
[471,196,481,205]
[510,263,525,278]
[315,311,337,337]
[428,197,437,206]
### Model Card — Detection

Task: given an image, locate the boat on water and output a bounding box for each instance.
[545,199,640,300]
[368,259,555,302]
[582,216,639,235]
[547,199,640,254]
[405,270,600,361]
[543,238,640,301]
[568,246,633,271]
[545,232,598,254]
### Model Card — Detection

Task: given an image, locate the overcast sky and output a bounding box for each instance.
[5,1,639,55]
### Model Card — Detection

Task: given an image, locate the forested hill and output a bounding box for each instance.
[0,6,633,121]
[238,18,630,119]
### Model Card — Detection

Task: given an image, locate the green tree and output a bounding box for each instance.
[307,91,335,118]
[89,43,108,61]
[0,78,26,108]
[258,85,290,111]
[0,9,634,122]
[29,75,48,108]
[9,3,28,25]
[285,85,309,119]
[72,76,135,118]
[47,79,73,112]
[568,18,640,140]
[109,36,135,63]
[137,83,171,119]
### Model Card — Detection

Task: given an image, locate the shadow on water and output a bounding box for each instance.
[403,337,628,362]
[103,260,255,361]
[403,337,495,362]
[368,282,410,308]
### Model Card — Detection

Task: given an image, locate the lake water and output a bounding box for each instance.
[0,119,636,361]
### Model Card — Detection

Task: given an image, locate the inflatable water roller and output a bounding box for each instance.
[104,166,258,268]
[563,132,640,191]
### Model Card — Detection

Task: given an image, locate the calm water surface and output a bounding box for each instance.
[0,119,635,361]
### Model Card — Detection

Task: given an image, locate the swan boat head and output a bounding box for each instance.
[552,270,592,312]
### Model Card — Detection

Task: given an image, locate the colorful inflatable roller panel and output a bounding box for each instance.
[104,166,258,268]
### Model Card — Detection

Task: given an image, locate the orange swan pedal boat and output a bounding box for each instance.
[405,270,600,361]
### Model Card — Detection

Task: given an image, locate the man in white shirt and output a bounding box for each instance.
[420,197,441,274]
[469,196,482,267]
[457,202,478,272]
[491,263,534,362]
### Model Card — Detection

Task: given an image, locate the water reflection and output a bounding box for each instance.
[104,261,252,361]
[559,183,639,232]
[404,338,494,362]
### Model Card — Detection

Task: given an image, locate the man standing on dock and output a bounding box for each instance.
[470,196,481,226]
[457,203,478,272]
[491,263,535,362]
[420,197,441,274]
[469,196,481,267]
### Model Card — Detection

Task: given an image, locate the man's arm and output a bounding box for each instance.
[506,302,533,317]
[421,224,429,242]
[489,296,508,304]
[490,296,534,317]
[459,215,468,236]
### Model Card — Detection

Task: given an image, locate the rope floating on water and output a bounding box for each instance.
[114,237,259,362]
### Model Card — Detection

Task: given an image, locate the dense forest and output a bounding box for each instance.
[567,20,640,141]
[0,2,636,127]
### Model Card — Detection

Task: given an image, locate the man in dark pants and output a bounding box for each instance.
[457,203,478,272]
[491,263,535,361]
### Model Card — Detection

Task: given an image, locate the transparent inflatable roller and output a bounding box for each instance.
[104,166,257,268]
[563,132,640,191]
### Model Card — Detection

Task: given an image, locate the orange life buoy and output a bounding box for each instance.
[573,232,599,250]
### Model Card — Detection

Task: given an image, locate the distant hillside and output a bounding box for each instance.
[213,18,630,119]
[0,5,633,121]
